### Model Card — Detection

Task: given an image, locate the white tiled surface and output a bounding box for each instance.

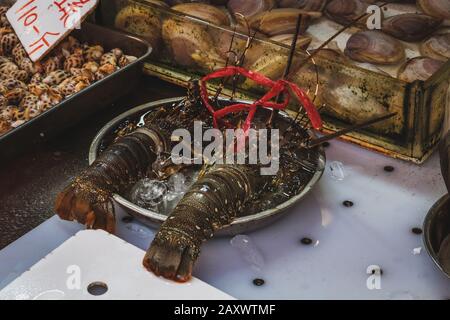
[0,230,233,300]
[1,139,449,299]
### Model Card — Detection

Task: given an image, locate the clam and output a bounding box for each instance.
[420,33,450,61]
[310,48,347,63]
[162,18,225,70]
[344,30,405,65]
[172,3,231,26]
[397,57,444,82]
[227,0,276,19]
[249,8,321,36]
[115,4,162,55]
[382,14,442,42]
[324,0,370,26]
[417,0,450,20]
[270,34,312,50]
[277,0,327,11]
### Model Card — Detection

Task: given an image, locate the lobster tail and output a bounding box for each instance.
[55,128,166,233]
[144,165,267,281]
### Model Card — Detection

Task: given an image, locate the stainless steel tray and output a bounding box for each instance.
[423,194,450,278]
[0,22,151,160]
[88,97,326,236]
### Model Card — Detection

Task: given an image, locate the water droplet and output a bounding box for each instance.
[329,161,346,181]
[230,235,264,272]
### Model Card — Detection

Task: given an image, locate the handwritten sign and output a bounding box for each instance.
[6,0,99,62]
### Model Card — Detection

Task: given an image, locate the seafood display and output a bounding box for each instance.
[56,54,326,281]
[109,0,449,81]
[0,4,136,137]
[101,0,450,164]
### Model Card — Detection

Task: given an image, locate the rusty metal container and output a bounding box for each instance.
[99,0,450,163]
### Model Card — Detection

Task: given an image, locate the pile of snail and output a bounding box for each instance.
[114,0,449,83]
[0,5,137,136]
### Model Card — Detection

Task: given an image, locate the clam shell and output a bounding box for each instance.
[344,30,405,65]
[324,0,369,26]
[397,57,444,82]
[172,3,231,26]
[417,0,450,20]
[115,4,162,54]
[227,0,276,19]
[249,8,321,36]
[277,0,327,11]
[162,18,224,70]
[420,33,450,61]
[270,34,312,50]
[382,13,442,42]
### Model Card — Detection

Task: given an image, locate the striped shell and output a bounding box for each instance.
[4,88,26,104]
[64,53,85,71]
[12,43,28,64]
[19,93,39,110]
[0,32,19,55]
[28,83,50,97]
[43,56,63,74]
[84,45,104,62]
[43,70,71,86]
[100,52,117,67]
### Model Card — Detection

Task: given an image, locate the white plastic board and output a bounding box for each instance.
[0,230,233,300]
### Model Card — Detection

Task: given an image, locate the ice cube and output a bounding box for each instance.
[329,161,346,181]
[159,191,184,216]
[130,178,167,210]
[230,234,265,272]
[168,173,187,194]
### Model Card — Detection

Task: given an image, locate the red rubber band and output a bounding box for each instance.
[200,66,322,133]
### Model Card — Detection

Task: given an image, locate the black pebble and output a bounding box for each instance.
[412,227,423,235]
[343,200,354,207]
[253,278,265,286]
[384,165,394,172]
[300,237,313,245]
[121,216,134,223]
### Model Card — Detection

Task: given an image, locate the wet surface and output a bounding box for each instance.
[0,76,185,250]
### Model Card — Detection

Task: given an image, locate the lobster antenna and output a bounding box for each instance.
[268,13,305,126]
[230,9,274,99]
[287,2,389,78]
[307,112,397,148]
[213,25,238,102]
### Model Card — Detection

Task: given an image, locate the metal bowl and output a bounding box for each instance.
[89,97,326,236]
[423,194,450,278]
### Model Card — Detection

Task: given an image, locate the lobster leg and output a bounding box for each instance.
[143,165,266,282]
[55,129,165,233]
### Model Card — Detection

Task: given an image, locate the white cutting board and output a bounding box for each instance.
[0,230,233,300]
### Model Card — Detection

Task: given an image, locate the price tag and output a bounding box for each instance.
[6,0,99,62]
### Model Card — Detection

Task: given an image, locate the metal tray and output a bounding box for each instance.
[423,194,450,278]
[88,97,326,236]
[0,22,151,161]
